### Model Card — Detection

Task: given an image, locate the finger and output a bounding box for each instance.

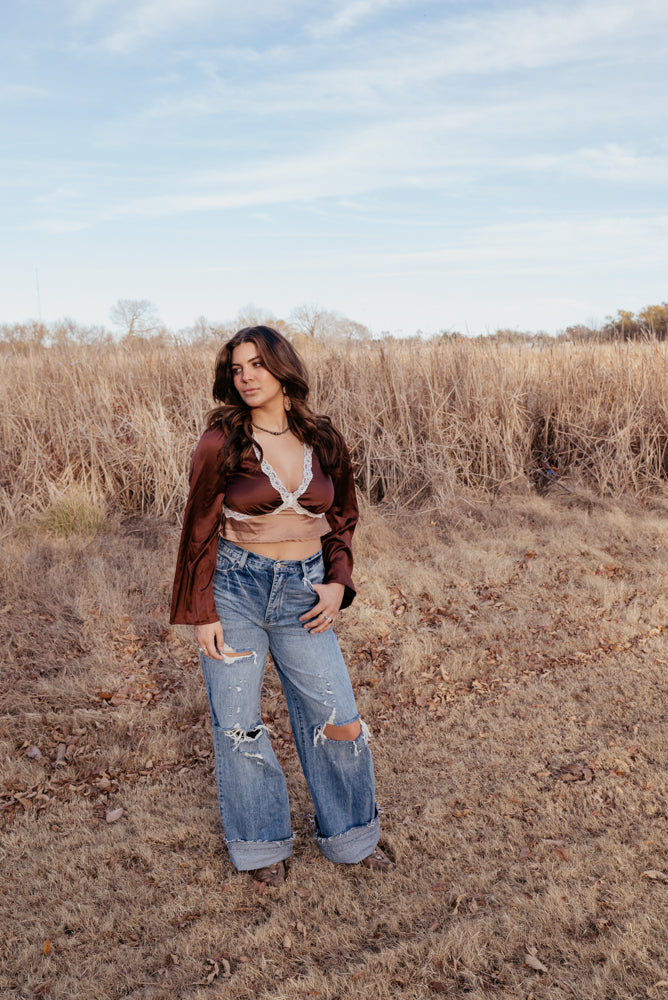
[198,629,227,660]
[304,611,335,632]
[299,601,325,623]
[199,644,225,660]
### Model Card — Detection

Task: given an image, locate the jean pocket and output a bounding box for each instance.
[303,559,325,593]
[216,541,243,574]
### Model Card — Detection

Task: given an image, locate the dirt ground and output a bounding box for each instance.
[1,491,667,999]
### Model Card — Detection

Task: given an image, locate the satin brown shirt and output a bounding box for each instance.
[169,426,359,625]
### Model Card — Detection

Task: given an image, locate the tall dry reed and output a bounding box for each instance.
[1,338,667,525]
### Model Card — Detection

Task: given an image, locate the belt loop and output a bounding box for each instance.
[237,547,249,570]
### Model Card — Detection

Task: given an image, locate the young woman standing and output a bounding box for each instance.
[170,326,393,885]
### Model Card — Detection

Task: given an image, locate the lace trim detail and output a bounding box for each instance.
[224,442,320,521]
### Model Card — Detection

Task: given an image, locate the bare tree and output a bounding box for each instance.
[290,304,371,340]
[234,305,295,339]
[109,299,160,338]
[290,304,331,339]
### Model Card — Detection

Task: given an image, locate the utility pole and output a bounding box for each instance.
[35,267,42,321]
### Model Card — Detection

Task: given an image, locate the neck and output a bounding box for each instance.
[250,401,287,433]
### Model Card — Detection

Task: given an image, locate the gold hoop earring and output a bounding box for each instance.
[284,395,292,412]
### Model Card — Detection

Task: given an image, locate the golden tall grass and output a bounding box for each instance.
[2,338,667,527]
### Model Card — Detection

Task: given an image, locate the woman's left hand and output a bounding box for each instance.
[300,581,345,633]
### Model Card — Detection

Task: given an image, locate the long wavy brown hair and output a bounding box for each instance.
[206,326,345,478]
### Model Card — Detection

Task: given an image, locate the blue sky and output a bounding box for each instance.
[2,0,667,336]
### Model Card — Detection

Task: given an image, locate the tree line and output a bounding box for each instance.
[1,299,667,353]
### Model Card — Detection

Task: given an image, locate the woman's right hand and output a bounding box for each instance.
[194,621,226,660]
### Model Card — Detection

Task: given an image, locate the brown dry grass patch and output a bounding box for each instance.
[2,493,667,999]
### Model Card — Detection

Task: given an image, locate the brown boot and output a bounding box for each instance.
[359,847,395,872]
[250,860,286,886]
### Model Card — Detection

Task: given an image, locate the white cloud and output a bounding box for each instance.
[308,0,408,38]
[100,0,219,53]
[97,114,476,221]
[84,0,315,53]
[85,97,668,225]
[0,84,49,103]
[113,0,667,133]
[521,145,668,184]
[68,0,120,23]
[383,214,668,271]
[32,218,91,234]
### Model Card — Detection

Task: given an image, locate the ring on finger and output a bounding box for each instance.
[323,614,333,623]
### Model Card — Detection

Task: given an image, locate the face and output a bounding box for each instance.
[231,341,283,409]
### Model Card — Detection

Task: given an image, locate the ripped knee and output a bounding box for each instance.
[314,714,370,753]
[224,722,266,753]
[323,720,362,741]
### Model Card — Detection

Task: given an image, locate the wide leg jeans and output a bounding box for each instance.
[199,539,379,871]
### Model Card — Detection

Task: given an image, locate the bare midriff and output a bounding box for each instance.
[231,539,322,561]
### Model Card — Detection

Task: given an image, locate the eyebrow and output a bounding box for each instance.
[232,355,261,365]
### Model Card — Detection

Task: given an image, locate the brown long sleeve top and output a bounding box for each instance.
[169,426,359,625]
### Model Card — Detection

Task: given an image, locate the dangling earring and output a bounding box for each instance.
[283,385,292,412]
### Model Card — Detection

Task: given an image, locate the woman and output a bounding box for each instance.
[170,326,393,885]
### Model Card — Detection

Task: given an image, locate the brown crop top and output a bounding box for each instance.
[169,426,359,625]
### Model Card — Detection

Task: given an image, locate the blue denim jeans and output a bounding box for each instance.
[199,538,379,871]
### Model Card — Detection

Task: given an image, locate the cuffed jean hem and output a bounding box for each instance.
[315,808,380,864]
[226,834,294,871]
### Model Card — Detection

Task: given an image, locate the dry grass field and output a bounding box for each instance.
[1,338,667,999]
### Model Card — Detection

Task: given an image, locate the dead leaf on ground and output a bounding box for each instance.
[105,807,124,823]
[557,763,594,782]
[524,952,548,973]
[42,939,51,956]
[642,870,668,883]
[196,959,219,986]
[32,980,53,997]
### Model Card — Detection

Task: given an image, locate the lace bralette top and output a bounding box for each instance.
[221,442,334,544]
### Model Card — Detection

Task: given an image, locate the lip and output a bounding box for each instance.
[241,387,259,395]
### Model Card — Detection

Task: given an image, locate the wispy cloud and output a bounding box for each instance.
[76,0,315,53]
[0,84,49,103]
[521,145,668,184]
[68,0,119,24]
[99,0,219,53]
[383,214,668,270]
[308,0,409,39]
[108,0,667,133]
[95,114,481,221]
